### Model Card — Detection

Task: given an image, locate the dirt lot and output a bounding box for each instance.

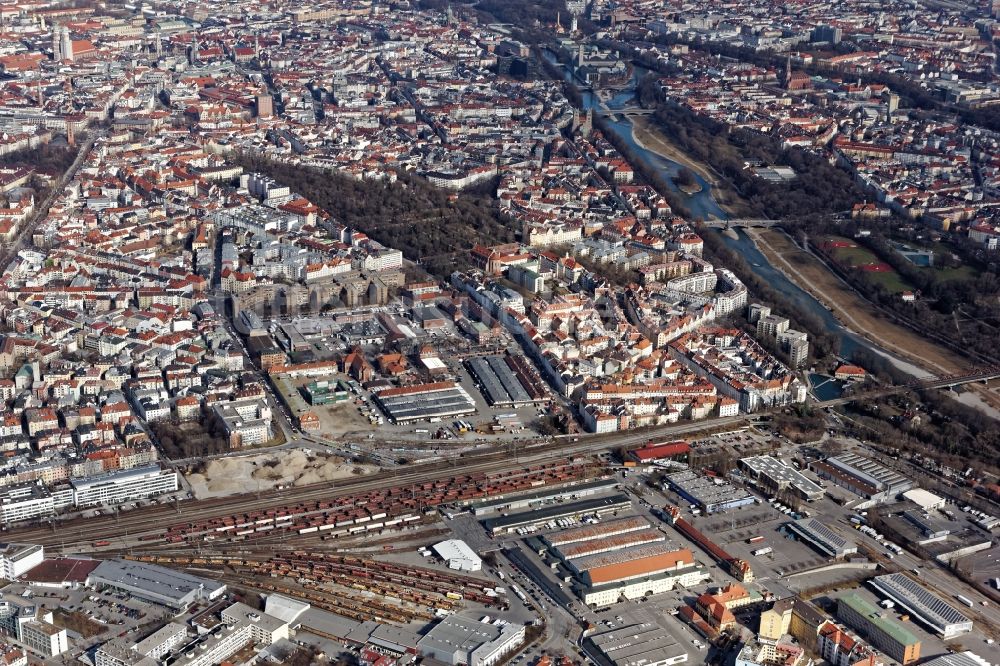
[51,608,107,639]
[186,450,377,499]
[315,401,377,437]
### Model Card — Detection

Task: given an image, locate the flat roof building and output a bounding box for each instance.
[417,615,525,666]
[786,517,857,558]
[0,543,43,580]
[738,455,824,501]
[471,479,619,516]
[374,382,476,424]
[220,602,289,646]
[88,560,227,610]
[586,623,687,666]
[543,516,650,547]
[481,494,632,536]
[809,453,912,505]
[921,652,992,666]
[432,539,482,572]
[837,593,921,664]
[71,465,178,508]
[869,573,973,639]
[665,470,755,514]
[901,488,945,512]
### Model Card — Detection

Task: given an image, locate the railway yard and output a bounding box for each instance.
[3,429,1000,666]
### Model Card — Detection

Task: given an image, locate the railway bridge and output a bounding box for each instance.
[816,365,1000,408]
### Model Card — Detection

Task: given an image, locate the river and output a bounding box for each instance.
[543,50,727,220]
[542,50,929,381]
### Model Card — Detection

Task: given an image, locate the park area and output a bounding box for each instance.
[819,237,911,293]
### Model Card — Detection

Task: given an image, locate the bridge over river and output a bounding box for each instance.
[815,366,1000,408]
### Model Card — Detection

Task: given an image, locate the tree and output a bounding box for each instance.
[674,167,697,189]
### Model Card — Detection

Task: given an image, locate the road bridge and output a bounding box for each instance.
[700,218,780,229]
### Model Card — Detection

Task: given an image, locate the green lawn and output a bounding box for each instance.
[934,265,979,282]
[866,271,911,293]
[832,245,879,265]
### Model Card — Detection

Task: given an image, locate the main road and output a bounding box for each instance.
[0,131,100,268]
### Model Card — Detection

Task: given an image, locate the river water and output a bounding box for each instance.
[542,50,927,382]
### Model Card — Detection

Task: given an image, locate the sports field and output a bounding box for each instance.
[820,236,910,293]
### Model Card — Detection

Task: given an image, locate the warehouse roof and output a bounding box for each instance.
[629,441,690,462]
[901,488,945,511]
[556,529,665,560]
[870,573,972,637]
[481,494,632,533]
[921,652,992,666]
[264,594,311,625]
[375,381,457,398]
[587,548,693,584]
[88,560,226,608]
[544,515,650,546]
[432,539,482,569]
[587,622,685,666]
[22,557,100,585]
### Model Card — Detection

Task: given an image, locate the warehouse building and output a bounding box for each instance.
[481,494,632,536]
[738,456,824,501]
[628,441,691,465]
[880,507,993,563]
[901,488,945,512]
[921,652,992,666]
[809,453,912,506]
[553,529,665,560]
[432,539,482,572]
[417,615,525,666]
[471,479,619,516]
[88,560,227,611]
[573,545,709,607]
[837,593,921,664]
[785,517,857,559]
[374,382,476,424]
[465,356,541,406]
[544,516,650,547]
[664,470,755,514]
[869,573,973,639]
[586,623,688,666]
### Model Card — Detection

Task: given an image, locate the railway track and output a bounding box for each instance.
[7,414,753,549]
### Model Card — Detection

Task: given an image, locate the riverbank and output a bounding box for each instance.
[748,228,961,377]
[750,230,1000,416]
[630,115,747,218]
